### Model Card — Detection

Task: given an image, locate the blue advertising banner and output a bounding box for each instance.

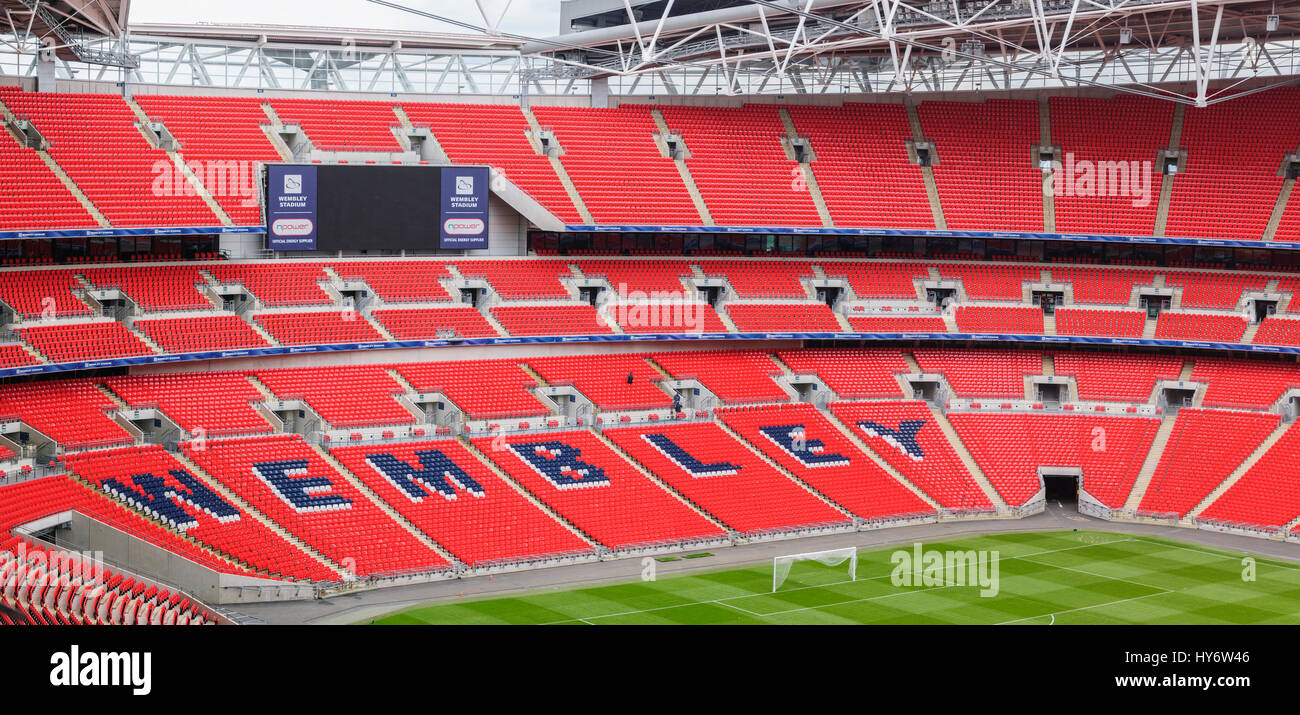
[266,165,318,250]
[440,166,490,250]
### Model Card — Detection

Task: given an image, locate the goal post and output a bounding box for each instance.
[772,547,858,592]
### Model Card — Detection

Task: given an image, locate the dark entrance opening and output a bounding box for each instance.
[926,287,956,307]
[816,286,841,308]
[1043,474,1079,504]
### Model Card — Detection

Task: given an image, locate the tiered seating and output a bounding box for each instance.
[135,95,281,225]
[726,303,841,333]
[0,129,96,230]
[0,344,41,368]
[491,305,613,336]
[611,301,729,334]
[82,264,212,311]
[0,269,90,318]
[1192,358,1300,409]
[331,260,453,302]
[1050,95,1171,236]
[523,355,672,410]
[65,446,335,581]
[938,263,1041,300]
[17,321,154,363]
[104,372,272,437]
[1154,312,1249,342]
[371,306,497,340]
[533,106,700,224]
[1052,353,1184,402]
[1166,88,1300,239]
[256,366,414,428]
[821,261,929,299]
[575,259,694,296]
[1199,421,1300,528]
[134,314,273,353]
[651,350,788,403]
[405,102,581,223]
[1139,408,1282,517]
[1050,266,1155,304]
[912,348,1043,397]
[1252,317,1300,347]
[394,359,549,419]
[1276,185,1300,242]
[331,440,593,565]
[605,422,849,534]
[847,314,948,333]
[1163,271,1267,309]
[455,259,572,299]
[1055,308,1145,338]
[269,98,402,151]
[787,103,933,228]
[184,435,447,576]
[0,89,217,226]
[473,430,724,548]
[947,413,1160,508]
[719,404,934,520]
[0,380,133,449]
[254,310,384,345]
[953,305,1044,334]
[697,259,813,298]
[207,262,331,306]
[827,401,992,511]
[775,348,908,399]
[658,105,822,226]
[919,99,1043,231]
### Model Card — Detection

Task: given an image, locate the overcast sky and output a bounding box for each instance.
[129,0,560,37]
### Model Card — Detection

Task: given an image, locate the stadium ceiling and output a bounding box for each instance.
[1,0,136,67]
[516,0,1300,105]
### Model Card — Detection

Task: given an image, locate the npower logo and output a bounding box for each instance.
[443,218,485,235]
[271,218,314,236]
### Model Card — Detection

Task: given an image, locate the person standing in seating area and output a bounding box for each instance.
[627,372,634,384]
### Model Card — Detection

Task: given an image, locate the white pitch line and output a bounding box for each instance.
[997,590,1173,625]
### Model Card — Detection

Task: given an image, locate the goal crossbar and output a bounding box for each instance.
[772,547,857,592]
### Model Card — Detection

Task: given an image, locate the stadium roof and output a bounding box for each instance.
[2,0,135,66]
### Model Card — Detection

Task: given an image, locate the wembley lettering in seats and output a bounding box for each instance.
[642,433,740,477]
[253,460,353,512]
[510,441,609,490]
[366,450,486,501]
[856,420,927,461]
[759,424,850,468]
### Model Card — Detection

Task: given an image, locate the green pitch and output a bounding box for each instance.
[367,531,1300,625]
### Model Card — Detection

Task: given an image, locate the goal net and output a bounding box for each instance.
[772,547,857,592]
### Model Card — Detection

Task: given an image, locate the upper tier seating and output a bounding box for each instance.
[532,106,701,224]
[0,89,217,227]
[574,259,695,297]
[81,264,213,312]
[847,315,948,333]
[491,305,613,336]
[473,430,725,549]
[718,403,934,521]
[254,310,385,346]
[134,95,281,226]
[0,269,90,318]
[1055,308,1145,338]
[726,303,841,333]
[820,261,929,299]
[658,105,822,226]
[0,128,96,230]
[268,98,403,152]
[1165,88,1300,239]
[523,355,672,411]
[330,439,593,565]
[403,102,581,223]
[1252,317,1300,347]
[1163,271,1267,309]
[1154,312,1249,342]
[938,263,1042,301]
[1049,95,1172,236]
[1049,266,1156,304]
[206,262,332,306]
[787,103,934,229]
[827,401,992,511]
[331,261,453,302]
[696,259,814,298]
[371,306,497,340]
[1138,408,1282,518]
[953,305,1044,334]
[394,359,549,419]
[912,348,1043,397]
[918,98,1043,231]
[0,344,40,369]
[1052,353,1184,402]
[454,259,572,299]
[183,434,448,577]
[255,366,415,428]
[604,422,850,534]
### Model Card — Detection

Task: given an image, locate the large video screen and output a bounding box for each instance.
[264,164,489,251]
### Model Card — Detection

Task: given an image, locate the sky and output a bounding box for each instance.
[128,0,561,37]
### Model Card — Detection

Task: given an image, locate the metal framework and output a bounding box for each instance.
[0,0,1296,104]
[2,0,135,68]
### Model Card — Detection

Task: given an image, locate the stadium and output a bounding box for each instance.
[1,0,1299,630]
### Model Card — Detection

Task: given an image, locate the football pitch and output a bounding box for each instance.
[366,531,1300,625]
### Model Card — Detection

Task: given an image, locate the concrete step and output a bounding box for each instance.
[777,108,834,228]
[457,435,601,549]
[311,443,460,566]
[1186,421,1293,520]
[1152,103,1185,236]
[926,406,1009,511]
[650,108,714,226]
[521,106,595,224]
[35,150,112,228]
[1264,179,1295,240]
[905,104,947,230]
[1122,412,1181,511]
